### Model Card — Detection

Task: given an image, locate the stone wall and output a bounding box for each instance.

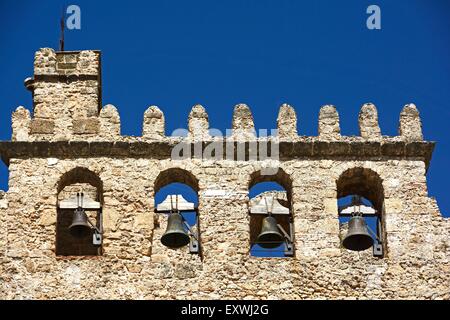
[0,48,448,300]
[1,157,448,299]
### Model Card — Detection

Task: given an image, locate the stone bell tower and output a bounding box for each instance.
[0,48,449,300]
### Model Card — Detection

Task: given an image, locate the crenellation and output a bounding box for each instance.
[0,48,448,300]
[143,106,165,140]
[399,103,423,141]
[277,103,298,139]
[11,107,30,142]
[0,190,6,207]
[359,103,381,140]
[318,105,340,140]
[231,103,256,140]
[75,50,100,75]
[13,48,432,143]
[99,104,121,139]
[188,104,210,141]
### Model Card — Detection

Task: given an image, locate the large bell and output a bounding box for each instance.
[161,212,190,248]
[342,216,374,251]
[256,216,284,248]
[68,208,92,238]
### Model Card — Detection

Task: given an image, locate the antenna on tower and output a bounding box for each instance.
[59,6,65,51]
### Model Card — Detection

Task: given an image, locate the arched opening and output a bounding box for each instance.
[154,168,199,194]
[249,169,294,258]
[337,167,385,257]
[154,168,200,254]
[56,167,103,256]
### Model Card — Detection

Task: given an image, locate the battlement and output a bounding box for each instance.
[6,103,434,168]
[11,49,427,147]
[12,99,425,143]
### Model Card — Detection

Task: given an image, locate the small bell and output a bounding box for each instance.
[256,216,284,248]
[342,216,374,251]
[161,212,190,248]
[68,207,92,238]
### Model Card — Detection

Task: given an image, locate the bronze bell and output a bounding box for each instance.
[342,216,374,251]
[256,216,284,248]
[161,212,190,248]
[68,208,92,238]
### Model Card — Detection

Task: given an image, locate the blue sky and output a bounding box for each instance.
[1,0,449,221]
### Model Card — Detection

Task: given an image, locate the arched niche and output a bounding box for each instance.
[248,168,294,257]
[56,167,103,256]
[153,168,200,255]
[336,167,385,256]
[336,167,384,213]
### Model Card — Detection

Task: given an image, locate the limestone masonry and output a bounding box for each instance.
[0,48,448,299]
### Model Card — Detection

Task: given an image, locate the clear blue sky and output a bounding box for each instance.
[0,0,449,218]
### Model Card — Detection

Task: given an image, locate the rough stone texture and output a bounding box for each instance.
[231,104,256,140]
[318,105,340,140]
[27,48,101,141]
[277,104,298,140]
[11,107,30,141]
[29,119,55,135]
[73,118,100,135]
[0,49,448,300]
[0,157,448,300]
[143,106,165,140]
[359,103,381,140]
[99,105,121,140]
[399,103,423,141]
[188,104,210,141]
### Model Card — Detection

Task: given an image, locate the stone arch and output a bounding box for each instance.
[248,168,293,205]
[57,167,104,203]
[336,167,384,212]
[154,167,199,195]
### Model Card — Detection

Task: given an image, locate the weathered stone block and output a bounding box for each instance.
[359,103,381,140]
[30,119,55,134]
[57,62,77,70]
[277,103,298,139]
[143,106,165,139]
[73,118,100,135]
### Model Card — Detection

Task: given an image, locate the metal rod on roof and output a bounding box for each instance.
[59,6,65,51]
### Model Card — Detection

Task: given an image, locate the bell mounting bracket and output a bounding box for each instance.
[276,220,294,257]
[183,218,200,254]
